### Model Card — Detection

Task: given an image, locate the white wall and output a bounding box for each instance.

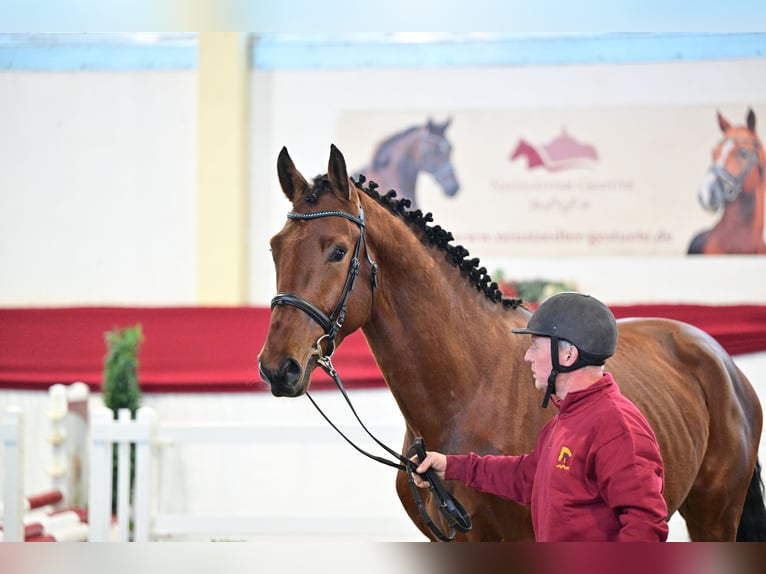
[0,70,197,306]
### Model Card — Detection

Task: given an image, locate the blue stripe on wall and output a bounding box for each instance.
[251,33,766,70]
[1,33,764,71]
[0,34,197,70]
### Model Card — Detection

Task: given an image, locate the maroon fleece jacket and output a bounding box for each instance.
[445,373,669,541]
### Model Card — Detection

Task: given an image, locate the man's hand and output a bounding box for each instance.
[410,451,447,488]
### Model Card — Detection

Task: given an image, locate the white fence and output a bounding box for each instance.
[0,407,24,541]
[87,405,414,541]
[1,387,424,543]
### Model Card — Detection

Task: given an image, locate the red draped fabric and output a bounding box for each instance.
[1,305,765,393]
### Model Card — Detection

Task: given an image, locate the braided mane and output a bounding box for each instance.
[302,173,521,308]
[349,175,522,309]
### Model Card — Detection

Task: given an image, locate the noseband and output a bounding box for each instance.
[269,201,472,541]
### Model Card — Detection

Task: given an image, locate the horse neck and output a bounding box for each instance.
[754,176,765,238]
[356,193,528,434]
[717,169,766,248]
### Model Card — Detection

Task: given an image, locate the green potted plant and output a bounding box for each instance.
[102,323,144,515]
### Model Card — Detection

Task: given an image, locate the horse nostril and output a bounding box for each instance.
[280,357,302,388]
[259,357,305,396]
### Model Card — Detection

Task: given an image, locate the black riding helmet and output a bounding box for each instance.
[512,292,618,408]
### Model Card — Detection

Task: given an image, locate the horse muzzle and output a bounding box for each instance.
[433,164,459,197]
[697,170,724,212]
[258,356,309,397]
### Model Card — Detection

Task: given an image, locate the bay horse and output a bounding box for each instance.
[258,144,766,541]
[353,118,459,211]
[688,108,766,254]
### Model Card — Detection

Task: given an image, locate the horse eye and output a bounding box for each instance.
[738,148,750,159]
[329,246,347,262]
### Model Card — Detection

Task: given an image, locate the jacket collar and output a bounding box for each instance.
[551,372,616,415]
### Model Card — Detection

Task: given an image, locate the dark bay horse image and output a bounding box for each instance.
[259,144,766,541]
[688,108,766,254]
[353,118,459,211]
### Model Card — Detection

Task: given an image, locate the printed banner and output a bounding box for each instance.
[338,105,766,257]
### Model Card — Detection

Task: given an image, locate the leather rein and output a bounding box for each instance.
[270,203,472,542]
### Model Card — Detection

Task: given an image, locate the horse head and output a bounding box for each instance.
[697,108,764,214]
[510,140,544,169]
[419,118,459,198]
[258,145,377,397]
[690,108,766,254]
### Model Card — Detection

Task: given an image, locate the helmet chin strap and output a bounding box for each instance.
[542,370,558,408]
[542,336,582,408]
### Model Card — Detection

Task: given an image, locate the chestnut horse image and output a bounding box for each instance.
[353,118,458,211]
[688,108,766,254]
[259,144,766,541]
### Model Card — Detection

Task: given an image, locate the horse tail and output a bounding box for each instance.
[736,459,766,541]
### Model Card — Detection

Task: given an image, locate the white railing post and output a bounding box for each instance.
[133,407,157,542]
[115,408,132,541]
[113,408,132,541]
[46,385,67,500]
[88,406,114,542]
[65,382,91,508]
[1,406,24,542]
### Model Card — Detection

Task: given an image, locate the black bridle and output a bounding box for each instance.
[270,203,472,542]
[271,206,378,358]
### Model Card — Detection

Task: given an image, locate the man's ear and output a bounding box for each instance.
[562,345,579,367]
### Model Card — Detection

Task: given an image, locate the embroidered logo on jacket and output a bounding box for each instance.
[556,446,572,471]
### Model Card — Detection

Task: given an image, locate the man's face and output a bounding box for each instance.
[523,335,553,392]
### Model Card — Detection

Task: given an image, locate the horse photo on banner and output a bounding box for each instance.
[349,117,459,212]
[688,108,766,255]
[338,104,766,258]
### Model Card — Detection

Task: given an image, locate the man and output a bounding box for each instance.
[413,292,669,541]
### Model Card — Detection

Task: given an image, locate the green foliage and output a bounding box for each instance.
[102,324,144,518]
[514,280,577,303]
[492,270,578,304]
[103,324,143,414]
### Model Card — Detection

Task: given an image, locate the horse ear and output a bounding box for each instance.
[746,108,756,133]
[328,144,351,200]
[717,111,731,133]
[277,146,308,202]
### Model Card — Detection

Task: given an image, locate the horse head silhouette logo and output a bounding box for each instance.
[511,129,598,173]
[556,446,573,471]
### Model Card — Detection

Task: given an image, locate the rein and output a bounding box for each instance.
[270,203,472,542]
[309,353,472,542]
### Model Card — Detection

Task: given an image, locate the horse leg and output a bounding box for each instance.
[678,457,756,541]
